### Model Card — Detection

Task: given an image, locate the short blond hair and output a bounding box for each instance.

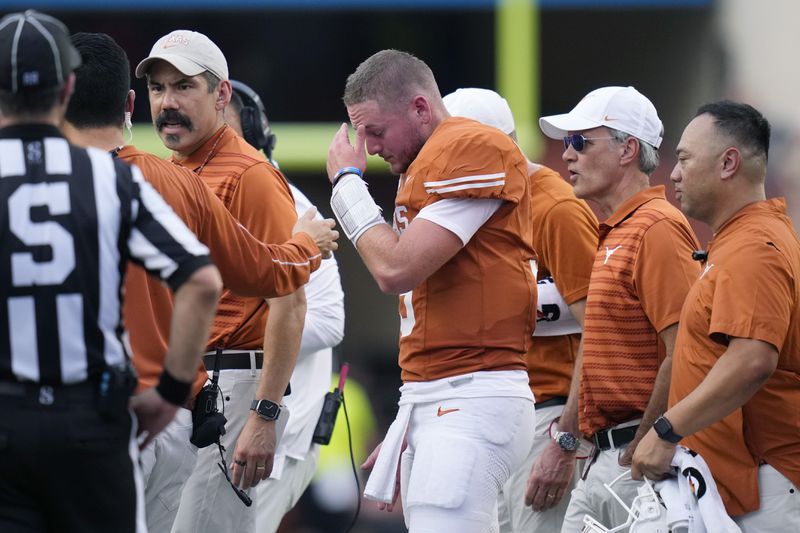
[343,49,441,110]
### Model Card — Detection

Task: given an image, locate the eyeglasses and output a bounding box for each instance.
[563,134,615,152]
[216,442,253,507]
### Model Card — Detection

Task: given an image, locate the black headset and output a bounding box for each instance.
[230,79,277,161]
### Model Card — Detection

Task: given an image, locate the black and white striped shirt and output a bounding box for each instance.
[0,124,211,385]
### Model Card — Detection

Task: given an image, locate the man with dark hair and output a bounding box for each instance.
[328,49,537,532]
[0,11,222,533]
[632,101,800,531]
[136,30,308,533]
[63,32,337,532]
[64,33,130,128]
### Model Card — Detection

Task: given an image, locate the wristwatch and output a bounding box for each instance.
[653,415,683,443]
[250,399,281,422]
[552,430,581,452]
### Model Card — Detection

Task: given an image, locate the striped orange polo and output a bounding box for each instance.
[579,186,700,437]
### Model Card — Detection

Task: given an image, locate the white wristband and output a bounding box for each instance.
[330,173,384,246]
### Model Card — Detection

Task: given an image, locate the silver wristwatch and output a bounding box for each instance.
[250,399,281,422]
[553,430,581,452]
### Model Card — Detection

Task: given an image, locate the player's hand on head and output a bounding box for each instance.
[130,387,180,449]
[293,207,339,258]
[326,123,367,183]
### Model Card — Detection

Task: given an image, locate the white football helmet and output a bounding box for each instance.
[581,469,672,533]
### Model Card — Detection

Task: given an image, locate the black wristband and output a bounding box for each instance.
[156,368,192,406]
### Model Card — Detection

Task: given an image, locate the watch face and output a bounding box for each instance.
[253,400,280,420]
[557,432,580,451]
[654,416,682,443]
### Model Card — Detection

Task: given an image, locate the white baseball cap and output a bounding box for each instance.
[135,30,228,81]
[443,88,515,135]
[539,86,663,148]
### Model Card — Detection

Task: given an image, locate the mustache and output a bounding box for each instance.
[155,110,193,132]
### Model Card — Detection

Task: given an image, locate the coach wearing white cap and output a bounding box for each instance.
[533,86,702,532]
[137,29,307,533]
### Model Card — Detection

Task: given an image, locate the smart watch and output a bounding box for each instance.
[553,430,581,452]
[653,415,683,443]
[250,399,281,422]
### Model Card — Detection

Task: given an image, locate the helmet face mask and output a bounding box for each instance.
[581,469,671,533]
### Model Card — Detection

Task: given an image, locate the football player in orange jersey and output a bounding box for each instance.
[326,49,537,532]
[444,88,598,533]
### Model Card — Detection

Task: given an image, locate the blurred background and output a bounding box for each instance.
[6,0,797,530]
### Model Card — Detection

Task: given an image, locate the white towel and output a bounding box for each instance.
[364,403,412,503]
[655,446,741,533]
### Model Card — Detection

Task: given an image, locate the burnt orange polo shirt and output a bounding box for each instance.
[670,198,800,516]
[527,166,598,401]
[394,117,537,382]
[170,125,298,351]
[580,186,700,437]
[119,145,319,397]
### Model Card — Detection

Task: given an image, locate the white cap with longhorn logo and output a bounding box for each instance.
[539,86,663,149]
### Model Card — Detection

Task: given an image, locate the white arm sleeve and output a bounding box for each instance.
[415,197,504,246]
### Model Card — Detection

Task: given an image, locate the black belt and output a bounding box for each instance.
[593,424,639,451]
[0,379,96,406]
[535,396,567,411]
[203,352,263,371]
[202,352,291,396]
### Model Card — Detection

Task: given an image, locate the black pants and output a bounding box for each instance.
[0,382,139,533]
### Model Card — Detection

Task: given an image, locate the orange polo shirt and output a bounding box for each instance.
[119,145,319,397]
[171,125,298,351]
[527,166,598,401]
[670,198,800,516]
[580,186,700,437]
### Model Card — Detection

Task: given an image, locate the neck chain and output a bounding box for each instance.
[195,124,227,176]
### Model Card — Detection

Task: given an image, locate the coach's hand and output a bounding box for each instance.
[526,440,576,511]
[231,413,275,490]
[130,387,180,449]
[293,207,339,258]
[630,429,674,481]
[327,123,367,183]
[361,438,406,512]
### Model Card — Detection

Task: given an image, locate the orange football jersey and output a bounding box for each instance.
[393,117,537,382]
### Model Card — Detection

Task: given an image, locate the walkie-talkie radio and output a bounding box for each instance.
[312,363,349,445]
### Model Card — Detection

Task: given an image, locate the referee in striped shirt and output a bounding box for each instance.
[0,11,222,533]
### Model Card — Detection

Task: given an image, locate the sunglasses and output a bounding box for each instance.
[216,442,253,507]
[563,134,615,152]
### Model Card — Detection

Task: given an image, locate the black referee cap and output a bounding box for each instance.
[0,10,81,93]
